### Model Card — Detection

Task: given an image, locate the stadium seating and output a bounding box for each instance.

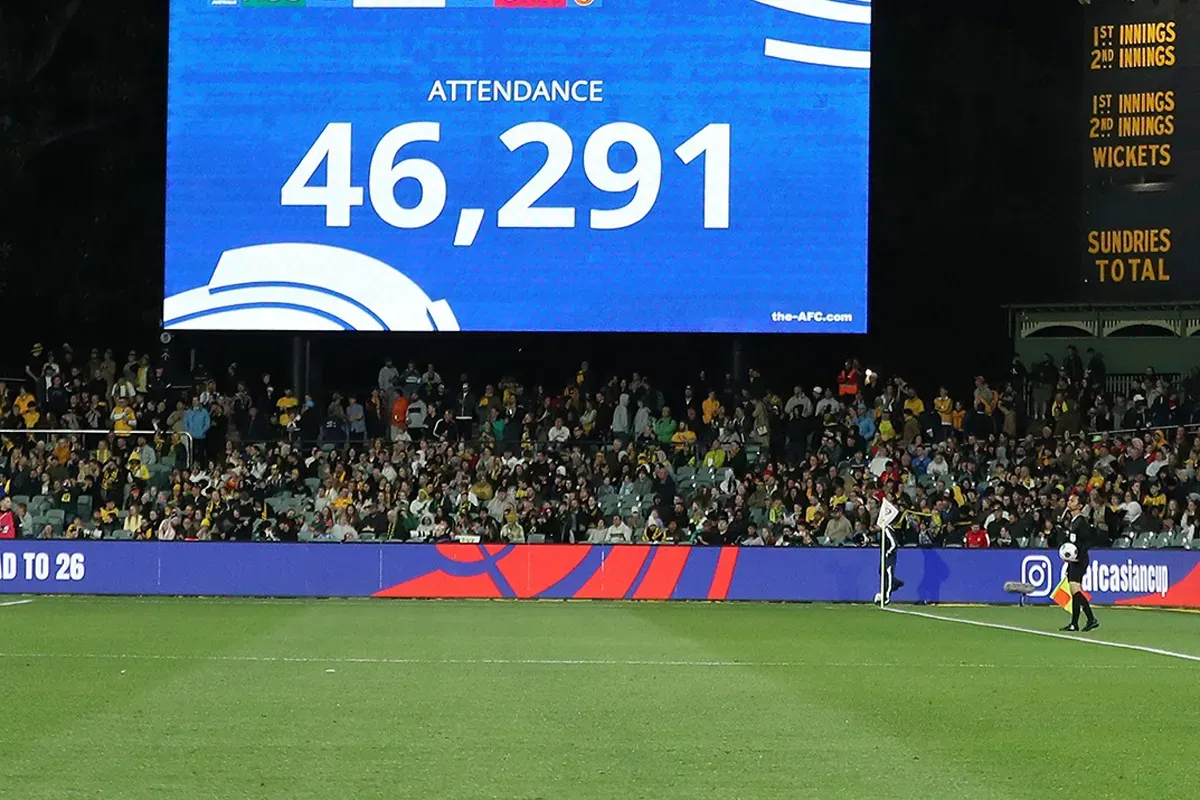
[1,347,1199,549]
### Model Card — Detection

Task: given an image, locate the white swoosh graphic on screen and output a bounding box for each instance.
[164,243,459,332]
[751,0,871,24]
[765,38,870,69]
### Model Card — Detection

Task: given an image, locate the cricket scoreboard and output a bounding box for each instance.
[1083,0,1198,301]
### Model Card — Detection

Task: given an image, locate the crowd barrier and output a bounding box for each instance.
[1,542,1198,606]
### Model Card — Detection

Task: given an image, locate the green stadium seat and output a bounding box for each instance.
[1132,532,1154,550]
[12,495,30,508]
[149,467,172,491]
[1187,537,1200,551]
[1112,536,1131,549]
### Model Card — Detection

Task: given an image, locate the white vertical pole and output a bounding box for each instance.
[878,524,887,608]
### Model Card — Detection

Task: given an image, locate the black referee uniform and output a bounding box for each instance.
[1064,508,1099,631]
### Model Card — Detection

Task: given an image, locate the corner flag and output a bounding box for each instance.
[877,498,900,530]
[1051,576,1091,614]
[876,499,901,608]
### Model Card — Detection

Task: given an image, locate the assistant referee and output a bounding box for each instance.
[1062,493,1100,632]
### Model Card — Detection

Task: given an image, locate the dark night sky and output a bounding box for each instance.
[0,0,1080,395]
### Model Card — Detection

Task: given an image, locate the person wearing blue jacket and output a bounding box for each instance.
[184,397,211,461]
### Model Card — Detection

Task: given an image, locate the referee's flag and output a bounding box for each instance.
[1051,576,1091,614]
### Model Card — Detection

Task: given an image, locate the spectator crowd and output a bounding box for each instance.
[2,342,1200,552]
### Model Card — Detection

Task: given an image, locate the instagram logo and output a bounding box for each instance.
[1020,555,1054,597]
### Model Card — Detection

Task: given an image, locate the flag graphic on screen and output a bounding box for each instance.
[348,0,599,6]
[494,0,567,7]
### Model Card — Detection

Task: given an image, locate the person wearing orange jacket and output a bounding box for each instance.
[836,360,860,397]
[390,393,410,442]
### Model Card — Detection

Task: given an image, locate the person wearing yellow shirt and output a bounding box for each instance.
[127,453,150,485]
[933,388,953,440]
[14,388,35,417]
[878,412,896,442]
[65,518,85,540]
[1143,484,1167,510]
[1050,393,1071,420]
[22,402,40,429]
[99,502,121,526]
[670,422,697,463]
[702,391,721,425]
[933,388,952,421]
[951,402,965,432]
[123,504,144,535]
[702,445,726,469]
[903,387,925,418]
[276,389,300,427]
[136,357,151,394]
[100,463,121,502]
[111,398,137,434]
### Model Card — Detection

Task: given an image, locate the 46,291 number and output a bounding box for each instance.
[280,121,731,231]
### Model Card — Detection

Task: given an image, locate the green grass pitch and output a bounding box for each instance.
[1,598,1197,799]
